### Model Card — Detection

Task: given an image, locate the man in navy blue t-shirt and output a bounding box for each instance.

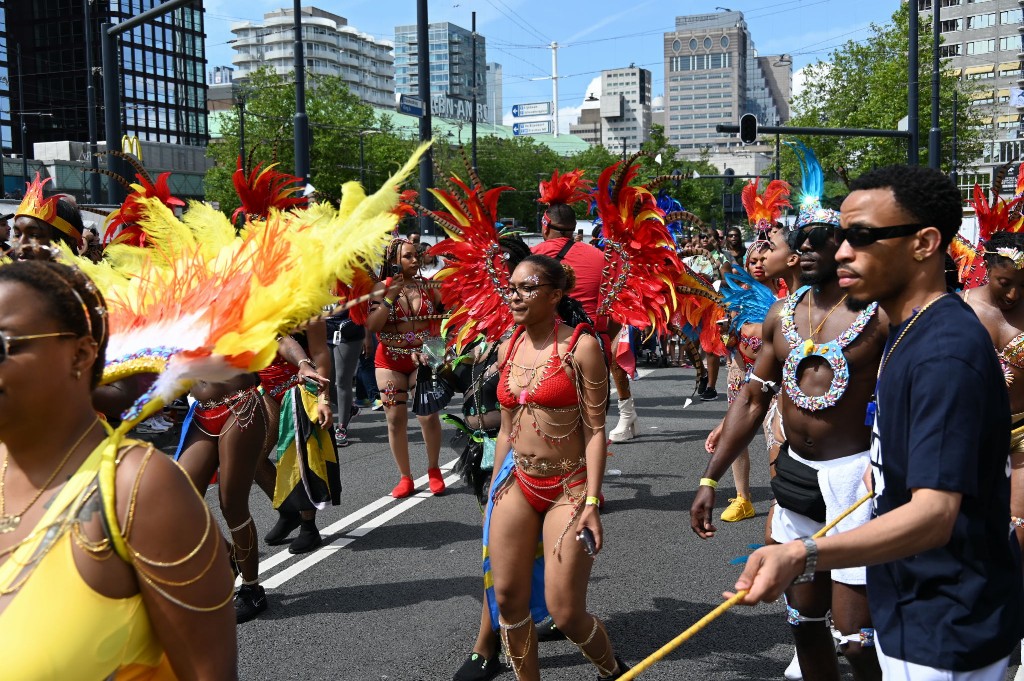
[728,165,1023,679]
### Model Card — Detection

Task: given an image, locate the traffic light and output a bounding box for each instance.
[739,113,758,145]
[724,167,735,187]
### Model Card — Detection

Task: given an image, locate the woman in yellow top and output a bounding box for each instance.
[0,260,236,680]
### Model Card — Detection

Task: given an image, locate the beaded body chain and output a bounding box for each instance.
[779,286,877,411]
[999,330,1024,385]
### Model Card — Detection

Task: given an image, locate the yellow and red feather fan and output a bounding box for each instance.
[538,169,593,207]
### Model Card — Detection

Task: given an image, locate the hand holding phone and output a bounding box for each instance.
[576,527,597,557]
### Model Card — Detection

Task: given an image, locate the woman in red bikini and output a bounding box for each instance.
[366,238,446,498]
[488,254,628,681]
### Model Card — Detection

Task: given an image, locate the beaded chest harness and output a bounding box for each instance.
[780,286,877,411]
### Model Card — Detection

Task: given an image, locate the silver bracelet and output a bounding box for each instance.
[792,537,818,584]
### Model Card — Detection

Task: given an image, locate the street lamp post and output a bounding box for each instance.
[293,0,310,187]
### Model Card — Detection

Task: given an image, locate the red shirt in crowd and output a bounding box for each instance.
[531,237,608,332]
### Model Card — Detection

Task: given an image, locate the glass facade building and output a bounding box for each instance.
[6,0,208,158]
[394,21,488,120]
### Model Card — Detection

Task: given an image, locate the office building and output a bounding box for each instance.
[0,8,10,179]
[599,66,653,155]
[486,62,503,122]
[232,7,395,109]
[924,0,1024,192]
[7,0,208,158]
[663,10,790,155]
[394,21,490,122]
[569,105,603,146]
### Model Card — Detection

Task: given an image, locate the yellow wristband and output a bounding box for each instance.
[699,477,718,490]
[585,496,601,507]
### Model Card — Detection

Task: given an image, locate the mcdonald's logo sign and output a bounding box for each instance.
[121,135,143,162]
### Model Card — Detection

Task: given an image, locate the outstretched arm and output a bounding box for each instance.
[689,300,784,539]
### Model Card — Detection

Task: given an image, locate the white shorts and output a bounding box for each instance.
[875,635,1010,681]
[771,447,871,586]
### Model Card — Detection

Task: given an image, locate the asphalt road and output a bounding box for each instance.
[160,363,1020,681]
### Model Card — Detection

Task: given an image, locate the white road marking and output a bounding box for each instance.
[262,471,460,589]
[246,458,459,588]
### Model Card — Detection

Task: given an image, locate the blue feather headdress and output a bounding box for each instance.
[786,141,840,229]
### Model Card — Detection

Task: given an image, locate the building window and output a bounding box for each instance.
[966,38,995,54]
[673,39,681,52]
[703,36,713,50]
[1000,36,1021,51]
[721,35,730,48]
[967,13,996,29]
[1001,9,1023,24]
[689,38,698,51]
[940,44,962,57]
[940,18,963,31]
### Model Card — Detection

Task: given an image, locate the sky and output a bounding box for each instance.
[203,0,900,133]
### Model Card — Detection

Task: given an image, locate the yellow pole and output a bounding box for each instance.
[618,491,874,680]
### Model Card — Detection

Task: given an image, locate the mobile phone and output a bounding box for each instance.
[389,264,401,277]
[576,527,596,556]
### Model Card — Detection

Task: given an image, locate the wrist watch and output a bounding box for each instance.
[792,537,818,584]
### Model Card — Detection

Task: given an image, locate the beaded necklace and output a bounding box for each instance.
[779,285,878,411]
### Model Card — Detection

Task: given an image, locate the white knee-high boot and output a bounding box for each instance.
[608,398,637,443]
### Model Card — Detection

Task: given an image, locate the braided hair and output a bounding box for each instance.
[0,260,108,387]
[379,238,419,280]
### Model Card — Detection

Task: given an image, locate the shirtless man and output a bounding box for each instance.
[689,210,886,681]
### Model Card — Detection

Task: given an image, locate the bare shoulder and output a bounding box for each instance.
[114,443,208,536]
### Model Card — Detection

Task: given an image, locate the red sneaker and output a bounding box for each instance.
[427,467,446,495]
[391,476,415,499]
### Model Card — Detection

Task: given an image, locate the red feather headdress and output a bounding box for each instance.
[232,157,305,221]
[954,182,1024,289]
[592,155,682,335]
[538,169,593,206]
[104,172,186,247]
[424,167,515,351]
[742,179,791,232]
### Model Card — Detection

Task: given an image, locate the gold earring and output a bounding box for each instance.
[914,253,925,262]
[73,369,81,380]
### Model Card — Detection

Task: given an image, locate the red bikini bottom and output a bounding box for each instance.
[511,466,587,514]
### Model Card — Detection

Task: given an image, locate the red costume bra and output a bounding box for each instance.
[498,322,592,410]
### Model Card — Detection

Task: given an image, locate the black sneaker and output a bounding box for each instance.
[696,373,709,396]
[453,652,501,681]
[288,521,323,554]
[264,511,301,546]
[234,583,267,623]
[536,618,566,641]
[700,387,719,401]
[598,656,630,680]
[335,426,350,448]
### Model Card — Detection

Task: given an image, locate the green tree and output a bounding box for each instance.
[783,5,983,188]
[206,67,415,215]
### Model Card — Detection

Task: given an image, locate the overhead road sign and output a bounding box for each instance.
[511,102,552,118]
[398,95,425,118]
[513,121,553,136]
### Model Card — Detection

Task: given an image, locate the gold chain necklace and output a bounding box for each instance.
[0,418,100,534]
[803,288,849,355]
[509,323,557,397]
[877,294,948,381]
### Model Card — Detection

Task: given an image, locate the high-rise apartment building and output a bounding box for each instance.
[394,22,490,122]
[231,8,394,109]
[486,62,503,122]
[663,11,790,154]
[924,0,1024,191]
[7,0,208,154]
[0,9,10,164]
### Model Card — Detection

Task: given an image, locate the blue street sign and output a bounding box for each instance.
[512,120,553,136]
[511,102,552,118]
[398,95,425,118]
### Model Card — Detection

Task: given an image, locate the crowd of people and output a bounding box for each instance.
[0,137,1022,681]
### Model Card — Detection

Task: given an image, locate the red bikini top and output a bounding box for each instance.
[497,322,593,410]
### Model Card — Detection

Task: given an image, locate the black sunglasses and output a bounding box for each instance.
[835,223,925,248]
[0,331,77,362]
[788,224,835,251]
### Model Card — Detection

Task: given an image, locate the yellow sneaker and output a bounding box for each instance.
[720,495,755,522]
